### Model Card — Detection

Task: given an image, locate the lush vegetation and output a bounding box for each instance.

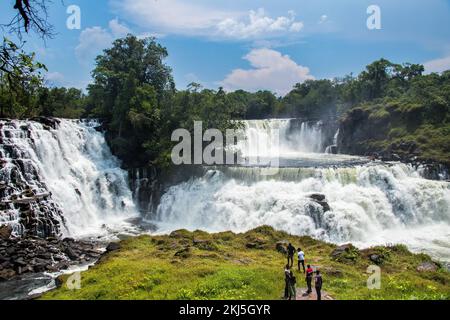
[1,32,449,166]
[41,226,450,300]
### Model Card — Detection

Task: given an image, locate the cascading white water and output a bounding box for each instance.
[325,129,340,154]
[0,119,139,238]
[154,163,450,262]
[237,119,325,157]
[153,119,450,262]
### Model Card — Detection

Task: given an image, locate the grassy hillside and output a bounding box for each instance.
[41,226,450,300]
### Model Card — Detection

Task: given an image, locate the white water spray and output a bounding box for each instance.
[0,119,139,238]
[154,119,450,262]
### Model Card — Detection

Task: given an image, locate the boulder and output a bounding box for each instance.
[309,194,326,202]
[64,247,79,260]
[54,275,65,288]
[276,241,288,255]
[331,244,360,263]
[316,201,331,212]
[417,261,438,273]
[0,268,16,281]
[245,237,266,250]
[0,225,12,240]
[193,239,217,251]
[106,242,121,252]
[174,246,191,258]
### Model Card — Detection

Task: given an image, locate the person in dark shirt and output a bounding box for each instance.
[305,265,314,294]
[288,270,297,300]
[287,243,295,268]
[284,264,291,299]
[314,270,323,301]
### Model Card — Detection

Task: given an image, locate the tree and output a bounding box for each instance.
[89,35,175,166]
[0,38,46,117]
[2,0,54,39]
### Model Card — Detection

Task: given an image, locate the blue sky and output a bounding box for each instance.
[1,0,450,95]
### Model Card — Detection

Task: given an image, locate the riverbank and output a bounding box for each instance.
[0,234,103,282]
[40,226,449,300]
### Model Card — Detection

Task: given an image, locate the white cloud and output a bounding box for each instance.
[113,0,234,34]
[217,8,303,39]
[45,72,65,85]
[220,48,314,96]
[113,0,304,40]
[109,18,131,37]
[319,15,328,24]
[423,55,450,73]
[76,26,113,63]
[75,19,130,64]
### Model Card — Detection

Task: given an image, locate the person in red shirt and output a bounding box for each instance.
[305,265,314,294]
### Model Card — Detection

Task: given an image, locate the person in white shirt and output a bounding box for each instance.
[297,248,305,273]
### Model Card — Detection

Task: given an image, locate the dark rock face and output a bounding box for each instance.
[0,237,102,282]
[128,165,207,218]
[308,194,331,213]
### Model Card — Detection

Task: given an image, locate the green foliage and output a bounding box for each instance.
[0,37,47,118]
[2,34,448,166]
[41,226,450,300]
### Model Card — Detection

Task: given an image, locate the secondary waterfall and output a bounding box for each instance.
[0,119,138,238]
[236,119,326,157]
[154,119,450,262]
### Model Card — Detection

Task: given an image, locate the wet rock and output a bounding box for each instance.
[309,194,326,202]
[30,117,60,130]
[417,261,439,272]
[106,242,120,252]
[316,201,331,212]
[0,236,101,281]
[64,247,79,260]
[0,225,12,240]
[55,275,65,288]
[0,269,16,281]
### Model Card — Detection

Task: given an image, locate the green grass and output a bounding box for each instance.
[41,226,450,300]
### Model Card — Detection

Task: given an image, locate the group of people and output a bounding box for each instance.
[284,243,323,301]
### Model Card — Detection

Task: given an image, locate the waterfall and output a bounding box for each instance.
[154,163,450,262]
[236,119,325,158]
[0,119,139,238]
[325,129,340,154]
